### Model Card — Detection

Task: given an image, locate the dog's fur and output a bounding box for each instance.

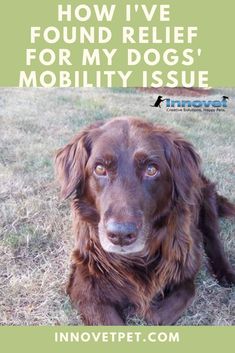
[55,117,235,325]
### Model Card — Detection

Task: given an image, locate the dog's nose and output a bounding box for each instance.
[106,221,138,246]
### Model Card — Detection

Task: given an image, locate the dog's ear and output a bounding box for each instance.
[55,130,89,199]
[162,130,201,203]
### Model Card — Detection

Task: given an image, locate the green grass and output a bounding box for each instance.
[0,87,234,325]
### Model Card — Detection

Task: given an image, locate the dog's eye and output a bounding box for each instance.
[94,164,107,176]
[144,164,160,177]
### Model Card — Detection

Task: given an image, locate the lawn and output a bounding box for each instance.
[0,87,234,325]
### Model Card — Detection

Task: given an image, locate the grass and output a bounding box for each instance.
[0,87,234,325]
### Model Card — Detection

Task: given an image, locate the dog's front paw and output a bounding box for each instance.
[145,309,161,325]
[145,308,174,326]
[216,268,235,287]
[145,304,184,326]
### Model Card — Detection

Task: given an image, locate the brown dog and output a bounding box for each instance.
[55,117,235,325]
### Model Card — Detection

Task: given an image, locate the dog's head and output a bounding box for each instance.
[55,117,201,255]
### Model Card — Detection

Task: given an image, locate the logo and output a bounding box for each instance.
[150,95,229,112]
[150,95,166,108]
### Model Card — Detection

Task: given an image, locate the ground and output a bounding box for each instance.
[0,88,234,325]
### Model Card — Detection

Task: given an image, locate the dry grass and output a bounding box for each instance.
[0,88,234,325]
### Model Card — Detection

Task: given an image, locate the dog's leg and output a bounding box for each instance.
[67,265,124,325]
[199,183,235,286]
[145,280,195,325]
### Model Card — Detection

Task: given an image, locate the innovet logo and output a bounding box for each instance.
[150,95,229,112]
